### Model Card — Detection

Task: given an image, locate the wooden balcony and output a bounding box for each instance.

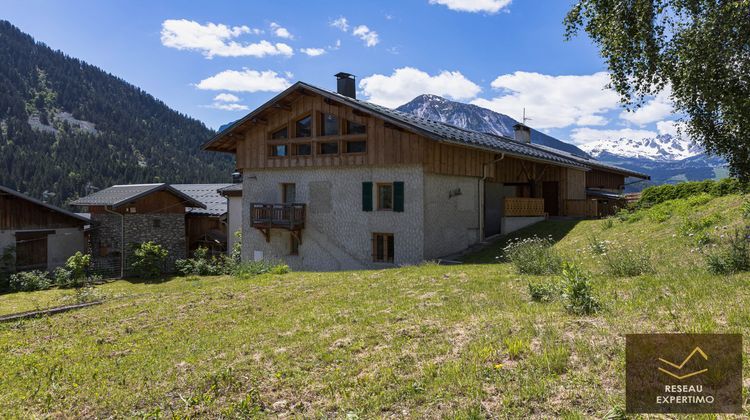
[250,203,306,242]
[503,197,546,217]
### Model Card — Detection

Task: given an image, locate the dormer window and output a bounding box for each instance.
[271,126,288,140]
[295,115,312,138]
[320,113,339,136]
[345,120,366,135]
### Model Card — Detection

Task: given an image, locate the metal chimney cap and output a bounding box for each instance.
[335,72,355,79]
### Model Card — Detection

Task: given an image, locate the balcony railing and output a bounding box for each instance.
[503,197,546,217]
[250,203,306,231]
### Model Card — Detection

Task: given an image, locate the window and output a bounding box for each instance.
[290,235,299,255]
[295,115,312,137]
[152,219,161,228]
[319,142,338,155]
[269,144,288,157]
[320,113,339,136]
[271,126,288,140]
[346,120,366,135]
[372,233,394,263]
[377,183,394,210]
[293,143,312,156]
[345,140,366,154]
[282,183,296,203]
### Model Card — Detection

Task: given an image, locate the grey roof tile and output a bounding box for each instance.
[71,183,207,209]
[172,184,233,216]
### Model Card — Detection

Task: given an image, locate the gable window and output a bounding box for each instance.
[345,120,366,135]
[269,144,288,157]
[320,113,339,136]
[377,183,394,210]
[295,115,312,138]
[319,142,338,155]
[345,140,366,154]
[270,126,288,140]
[372,233,394,263]
[293,143,311,156]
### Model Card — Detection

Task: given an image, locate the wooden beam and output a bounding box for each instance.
[251,117,268,125]
[352,109,371,118]
[273,103,292,111]
[323,98,340,107]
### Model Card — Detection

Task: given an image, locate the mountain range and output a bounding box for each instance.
[0,21,232,207]
[396,95,726,190]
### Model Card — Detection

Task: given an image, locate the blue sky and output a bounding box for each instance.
[2,0,679,146]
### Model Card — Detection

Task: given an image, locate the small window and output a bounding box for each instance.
[346,120,366,135]
[271,126,288,140]
[269,144,288,157]
[320,113,339,136]
[295,115,312,138]
[319,142,338,155]
[345,140,366,154]
[152,219,161,228]
[377,183,393,210]
[293,143,312,156]
[373,233,394,263]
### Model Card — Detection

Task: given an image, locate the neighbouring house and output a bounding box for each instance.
[0,185,89,273]
[218,183,243,254]
[71,183,207,277]
[203,73,650,271]
[172,184,233,256]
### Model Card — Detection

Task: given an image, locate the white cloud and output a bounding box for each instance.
[330,16,350,32]
[208,102,249,111]
[570,127,657,144]
[160,19,293,58]
[196,69,292,93]
[360,67,481,108]
[213,93,240,102]
[270,22,293,39]
[300,47,327,57]
[429,0,512,13]
[471,71,620,129]
[619,88,673,125]
[352,25,379,47]
[284,71,295,79]
[656,120,685,137]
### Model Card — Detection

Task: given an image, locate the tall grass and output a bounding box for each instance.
[503,236,562,275]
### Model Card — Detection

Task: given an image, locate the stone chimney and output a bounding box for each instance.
[513,123,531,144]
[335,72,356,99]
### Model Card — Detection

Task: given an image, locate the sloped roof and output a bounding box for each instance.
[71,183,206,209]
[172,184,232,216]
[532,144,650,179]
[0,185,90,224]
[217,183,242,196]
[203,82,588,169]
[586,189,625,200]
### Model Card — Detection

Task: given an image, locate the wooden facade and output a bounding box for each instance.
[586,169,626,191]
[1,192,86,230]
[88,191,188,215]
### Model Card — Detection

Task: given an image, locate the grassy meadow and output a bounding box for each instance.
[0,194,749,418]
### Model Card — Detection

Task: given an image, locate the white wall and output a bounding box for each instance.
[242,165,425,271]
[226,195,243,254]
[0,228,85,271]
[423,173,481,259]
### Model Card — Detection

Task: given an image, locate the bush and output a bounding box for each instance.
[637,179,748,209]
[560,262,600,315]
[232,260,289,279]
[503,236,562,275]
[528,280,559,302]
[705,229,750,274]
[130,241,168,278]
[175,247,228,276]
[603,247,654,277]
[9,270,52,292]
[54,252,95,288]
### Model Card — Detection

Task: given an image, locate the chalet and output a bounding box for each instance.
[203,73,649,271]
[172,184,233,256]
[0,185,89,272]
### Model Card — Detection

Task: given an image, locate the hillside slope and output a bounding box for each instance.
[1,193,748,417]
[0,21,232,206]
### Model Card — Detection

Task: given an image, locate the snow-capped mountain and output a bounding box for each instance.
[580,134,703,161]
[396,94,589,156]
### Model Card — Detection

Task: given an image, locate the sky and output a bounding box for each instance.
[1,0,680,146]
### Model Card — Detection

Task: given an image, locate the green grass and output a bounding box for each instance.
[1,195,749,417]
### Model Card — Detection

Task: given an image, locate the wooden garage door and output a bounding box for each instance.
[15,231,51,271]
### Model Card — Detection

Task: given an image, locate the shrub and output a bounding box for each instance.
[528,280,559,302]
[503,236,562,275]
[232,260,289,279]
[587,235,608,255]
[602,217,615,229]
[130,241,168,278]
[175,247,228,276]
[603,247,654,277]
[53,252,95,288]
[560,262,600,315]
[705,229,750,274]
[270,264,290,275]
[637,179,748,209]
[9,270,52,292]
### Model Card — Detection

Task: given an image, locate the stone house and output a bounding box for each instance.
[203,73,649,271]
[72,184,207,277]
[0,185,89,273]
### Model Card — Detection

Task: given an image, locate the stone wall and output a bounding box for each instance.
[242,165,425,271]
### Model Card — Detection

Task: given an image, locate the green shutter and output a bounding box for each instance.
[362,182,373,211]
[393,181,404,212]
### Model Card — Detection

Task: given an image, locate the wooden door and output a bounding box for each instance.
[542,182,559,216]
[15,231,50,271]
[282,183,296,203]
